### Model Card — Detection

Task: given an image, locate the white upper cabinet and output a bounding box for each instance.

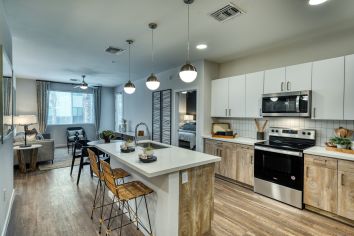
[312,57,344,120]
[228,75,246,118]
[345,54,354,120]
[211,78,229,117]
[264,67,286,94]
[285,62,312,91]
[246,71,264,118]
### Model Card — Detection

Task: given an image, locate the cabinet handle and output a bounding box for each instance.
[281,82,284,91]
[306,166,309,178]
[313,108,316,118]
[225,109,228,117]
[341,173,345,186]
[313,159,327,165]
[287,81,290,91]
[259,108,262,117]
[229,109,231,116]
[250,156,253,164]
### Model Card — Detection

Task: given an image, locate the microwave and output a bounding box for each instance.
[262,90,311,117]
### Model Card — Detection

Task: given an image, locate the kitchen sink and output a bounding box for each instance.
[136,142,169,149]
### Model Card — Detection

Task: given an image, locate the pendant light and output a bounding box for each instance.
[124,40,136,94]
[179,0,197,83]
[146,23,160,91]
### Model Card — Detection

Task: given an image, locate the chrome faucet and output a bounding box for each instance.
[134,122,151,145]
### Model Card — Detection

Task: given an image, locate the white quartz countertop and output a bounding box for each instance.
[94,140,221,178]
[304,146,354,161]
[203,135,264,146]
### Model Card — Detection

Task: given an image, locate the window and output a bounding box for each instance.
[48,91,94,125]
[115,92,123,130]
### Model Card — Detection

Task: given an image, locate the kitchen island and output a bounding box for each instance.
[93,140,220,236]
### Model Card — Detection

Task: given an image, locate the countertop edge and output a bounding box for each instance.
[304,147,354,161]
[202,135,263,146]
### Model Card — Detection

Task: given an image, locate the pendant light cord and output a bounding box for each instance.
[151,28,154,72]
[187,4,190,62]
[128,42,131,82]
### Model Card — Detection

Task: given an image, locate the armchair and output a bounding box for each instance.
[66,127,87,153]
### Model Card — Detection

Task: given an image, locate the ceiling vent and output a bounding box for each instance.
[105,46,125,55]
[210,3,244,22]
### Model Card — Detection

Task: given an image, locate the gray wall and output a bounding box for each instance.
[0,0,13,234]
[219,27,354,78]
[115,60,219,151]
[16,78,115,147]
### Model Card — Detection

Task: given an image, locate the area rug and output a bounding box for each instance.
[38,159,80,171]
[38,147,79,171]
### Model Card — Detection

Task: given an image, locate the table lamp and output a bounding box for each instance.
[14,115,38,147]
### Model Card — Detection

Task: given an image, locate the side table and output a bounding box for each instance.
[14,144,42,173]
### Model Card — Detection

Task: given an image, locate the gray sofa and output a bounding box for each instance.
[13,139,55,165]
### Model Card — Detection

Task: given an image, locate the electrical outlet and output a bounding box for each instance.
[3,188,7,202]
[182,171,188,184]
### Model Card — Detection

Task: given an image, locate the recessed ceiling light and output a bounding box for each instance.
[196,44,208,50]
[181,91,188,94]
[309,0,328,5]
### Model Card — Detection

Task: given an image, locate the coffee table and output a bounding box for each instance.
[14,144,42,173]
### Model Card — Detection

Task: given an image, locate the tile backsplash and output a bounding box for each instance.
[215,118,354,146]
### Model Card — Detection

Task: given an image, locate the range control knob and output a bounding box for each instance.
[302,132,306,135]
[307,132,312,135]
[275,130,279,133]
[271,129,275,132]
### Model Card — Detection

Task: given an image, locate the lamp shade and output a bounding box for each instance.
[146,73,160,91]
[184,114,194,121]
[179,63,197,83]
[13,115,37,126]
[124,80,136,94]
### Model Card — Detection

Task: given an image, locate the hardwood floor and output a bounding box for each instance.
[7,167,354,236]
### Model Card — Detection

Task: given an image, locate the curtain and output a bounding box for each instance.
[93,87,102,136]
[36,80,50,133]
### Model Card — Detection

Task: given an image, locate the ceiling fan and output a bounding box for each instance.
[73,75,96,90]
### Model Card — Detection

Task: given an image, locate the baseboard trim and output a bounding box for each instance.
[1,189,15,236]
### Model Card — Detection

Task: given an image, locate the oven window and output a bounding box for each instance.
[263,155,292,174]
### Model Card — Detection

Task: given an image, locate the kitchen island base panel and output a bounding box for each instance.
[110,159,215,236]
[179,163,215,236]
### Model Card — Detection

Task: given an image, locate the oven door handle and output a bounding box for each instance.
[255,146,302,157]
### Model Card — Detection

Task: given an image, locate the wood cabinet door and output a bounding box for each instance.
[264,67,286,94]
[228,75,246,118]
[204,139,216,155]
[219,142,237,180]
[344,54,354,120]
[211,78,229,117]
[285,62,312,92]
[245,71,264,118]
[304,155,338,213]
[235,145,254,186]
[338,160,354,220]
[312,56,344,120]
[338,171,354,220]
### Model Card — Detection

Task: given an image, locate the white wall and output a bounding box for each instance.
[0,0,14,234]
[16,78,115,147]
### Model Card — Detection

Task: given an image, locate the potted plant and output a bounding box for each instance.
[330,137,352,149]
[125,139,135,148]
[100,130,114,143]
[144,144,154,156]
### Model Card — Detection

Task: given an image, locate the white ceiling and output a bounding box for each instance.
[3,0,354,87]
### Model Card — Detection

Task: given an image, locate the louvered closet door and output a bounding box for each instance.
[152,91,161,142]
[161,90,171,144]
[152,89,172,144]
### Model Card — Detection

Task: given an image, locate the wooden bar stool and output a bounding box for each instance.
[100,160,154,236]
[87,149,130,234]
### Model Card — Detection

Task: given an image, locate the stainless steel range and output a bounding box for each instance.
[254,127,316,209]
